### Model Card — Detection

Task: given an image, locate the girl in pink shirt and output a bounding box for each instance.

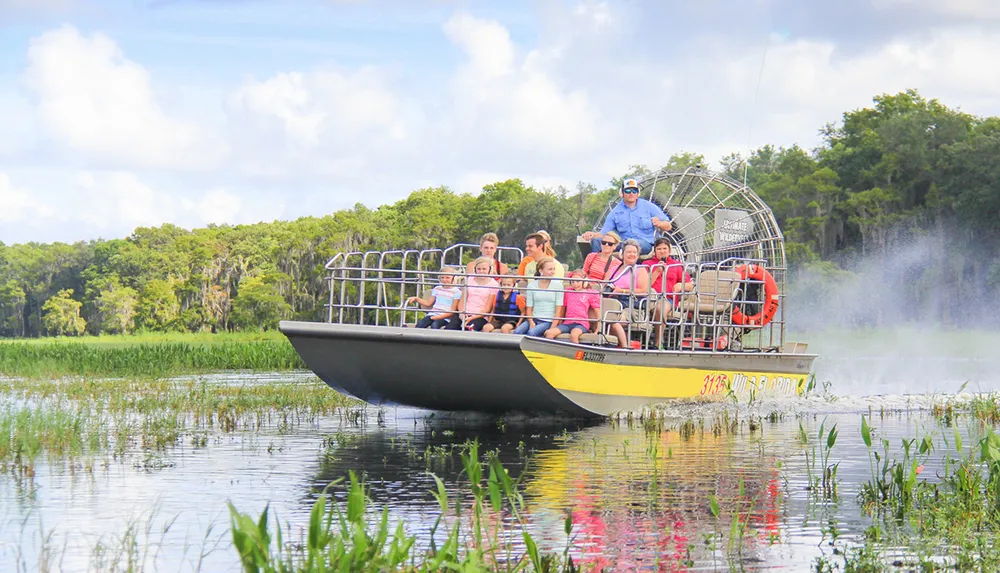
[450,256,499,331]
[545,271,600,344]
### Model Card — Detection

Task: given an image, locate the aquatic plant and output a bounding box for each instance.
[831,421,1000,571]
[1,377,352,420]
[969,393,1000,425]
[228,441,582,572]
[0,377,356,473]
[798,418,840,499]
[0,404,108,476]
[928,385,1000,427]
[857,416,934,518]
[0,339,305,378]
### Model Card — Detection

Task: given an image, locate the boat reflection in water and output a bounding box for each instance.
[306,411,797,570]
[526,423,786,570]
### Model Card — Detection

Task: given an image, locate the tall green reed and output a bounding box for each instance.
[798,417,839,500]
[0,340,305,378]
[858,415,933,519]
[228,440,580,573]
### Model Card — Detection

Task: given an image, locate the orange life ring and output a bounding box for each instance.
[731,264,779,327]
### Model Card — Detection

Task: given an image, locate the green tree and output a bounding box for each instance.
[820,89,976,255]
[204,285,232,332]
[0,89,998,334]
[137,279,180,331]
[95,279,139,334]
[462,179,533,244]
[661,151,706,172]
[41,289,86,336]
[394,187,468,249]
[231,275,292,331]
[0,280,26,336]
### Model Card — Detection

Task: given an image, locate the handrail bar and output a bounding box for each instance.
[323,248,783,351]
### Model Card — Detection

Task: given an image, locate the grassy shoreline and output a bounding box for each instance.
[0,330,288,346]
[0,331,305,377]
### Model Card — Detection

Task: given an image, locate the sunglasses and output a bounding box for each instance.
[601,241,617,246]
[623,189,639,194]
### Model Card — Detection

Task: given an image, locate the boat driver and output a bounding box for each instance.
[582,177,672,255]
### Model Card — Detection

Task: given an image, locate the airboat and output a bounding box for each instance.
[279,167,817,418]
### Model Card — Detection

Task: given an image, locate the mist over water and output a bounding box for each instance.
[784,230,1000,397]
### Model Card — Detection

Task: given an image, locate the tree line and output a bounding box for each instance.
[2,89,998,337]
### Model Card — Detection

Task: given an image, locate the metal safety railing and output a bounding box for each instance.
[322,245,787,353]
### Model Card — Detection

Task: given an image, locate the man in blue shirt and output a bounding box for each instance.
[582,177,672,254]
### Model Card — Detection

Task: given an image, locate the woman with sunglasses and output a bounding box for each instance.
[604,239,650,348]
[582,230,623,285]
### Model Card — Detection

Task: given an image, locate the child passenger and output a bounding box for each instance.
[513,257,564,337]
[545,271,600,344]
[407,266,461,329]
[449,256,499,331]
[483,274,523,333]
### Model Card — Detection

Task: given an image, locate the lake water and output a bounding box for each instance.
[3,329,1000,572]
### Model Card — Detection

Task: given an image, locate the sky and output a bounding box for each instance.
[1,0,999,245]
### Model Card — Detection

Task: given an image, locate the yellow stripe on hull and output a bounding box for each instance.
[522,350,806,400]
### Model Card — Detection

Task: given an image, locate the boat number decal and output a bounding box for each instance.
[730,373,803,394]
[700,373,729,395]
[574,350,605,363]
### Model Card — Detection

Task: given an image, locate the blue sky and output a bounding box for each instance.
[2,0,1000,244]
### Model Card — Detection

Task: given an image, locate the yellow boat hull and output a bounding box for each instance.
[280,321,816,418]
[519,338,813,415]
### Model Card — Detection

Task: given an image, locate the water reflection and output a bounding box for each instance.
[308,410,830,570]
[528,424,786,570]
[0,387,978,572]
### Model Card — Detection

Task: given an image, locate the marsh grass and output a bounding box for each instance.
[10,504,224,573]
[967,393,1000,425]
[3,330,287,346]
[228,441,581,573]
[929,386,1000,426]
[0,377,357,473]
[0,338,304,378]
[1,378,354,424]
[821,416,1000,571]
[0,404,109,475]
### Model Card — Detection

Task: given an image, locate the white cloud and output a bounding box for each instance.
[573,1,614,27]
[230,68,405,147]
[8,5,1000,245]
[223,65,415,187]
[443,12,601,156]
[0,89,37,157]
[196,188,243,225]
[23,25,224,170]
[0,172,51,223]
[713,27,1000,150]
[444,14,516,79]
[75,171,175,231]
[0,0,73,14]
[872,0,1000,19]
[19,171,269,239]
